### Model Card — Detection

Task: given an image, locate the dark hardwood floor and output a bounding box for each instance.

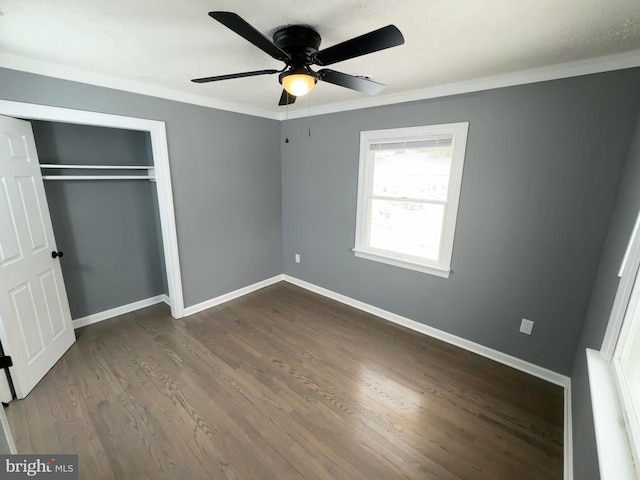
[5,282,564,479]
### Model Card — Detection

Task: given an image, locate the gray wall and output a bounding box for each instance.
[0,67,283,308]
[570,115,640,479]
[281,68,640,375]
[31,120,166,319]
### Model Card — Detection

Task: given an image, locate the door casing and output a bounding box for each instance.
[0,100,185,319]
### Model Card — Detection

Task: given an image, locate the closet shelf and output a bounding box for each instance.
[40,164,155,181]
[40,164,152,170]
[43,175,154,181]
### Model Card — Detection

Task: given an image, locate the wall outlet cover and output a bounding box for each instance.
[520,318,534,335]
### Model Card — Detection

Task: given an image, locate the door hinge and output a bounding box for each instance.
[0,356,13,368]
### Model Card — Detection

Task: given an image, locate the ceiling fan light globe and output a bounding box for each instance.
[282,74,316,97]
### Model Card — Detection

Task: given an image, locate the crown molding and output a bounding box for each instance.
[0,53,280,120]
[2,49,639,122]
[279,49,640,120]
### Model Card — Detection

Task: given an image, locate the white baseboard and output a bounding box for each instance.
[281,274,573,480]
[183,275,284,317]
[283,275,568,385]
[72,294,170,329]
[564,383,573,480]
[132,274,573,478]
[161,294,171,307]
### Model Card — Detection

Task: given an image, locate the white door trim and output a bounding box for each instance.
[0,405,17,453]
[0,100,185,318]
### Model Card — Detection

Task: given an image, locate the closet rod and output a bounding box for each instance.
[40,164,152,170]
[43,175,154,181]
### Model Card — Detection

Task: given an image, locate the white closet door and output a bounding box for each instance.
[0,115,75,399]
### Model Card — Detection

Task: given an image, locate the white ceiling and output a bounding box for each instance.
[1,0,640,119]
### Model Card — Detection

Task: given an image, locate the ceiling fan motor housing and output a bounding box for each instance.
[273,25,322,65]
[192,12,405,105]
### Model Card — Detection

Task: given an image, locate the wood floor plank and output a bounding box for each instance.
[5,282,563,479]
[116,311,304,480]
[242,287,562,476]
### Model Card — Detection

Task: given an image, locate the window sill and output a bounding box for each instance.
[586,348,637,480]
[352,248,451,278]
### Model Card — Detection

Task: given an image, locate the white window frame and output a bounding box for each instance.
[612,271,640,477]
[353,122,469,278]
[587,209,640,480]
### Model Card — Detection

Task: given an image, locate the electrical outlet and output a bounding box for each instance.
[295,253,301,264]
[520,318,534,335]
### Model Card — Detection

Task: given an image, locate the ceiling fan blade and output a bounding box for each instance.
[314,25,404,66]
[209,11,290,62]
[318,69,385,95]
[278,90,297,106]
[191,69,279,83]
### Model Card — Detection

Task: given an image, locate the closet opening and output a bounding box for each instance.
[0,100,185,320]
[32,120,169,325]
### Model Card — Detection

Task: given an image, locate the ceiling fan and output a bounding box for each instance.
[192,12,405,106]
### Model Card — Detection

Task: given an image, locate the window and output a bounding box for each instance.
[588,210,640,479]
[353,123,469,277]
[613,264,640,477]
[610,211,640,477]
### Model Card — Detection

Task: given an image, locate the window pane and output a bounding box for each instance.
[372,147,452,201]
[369,199,444,260]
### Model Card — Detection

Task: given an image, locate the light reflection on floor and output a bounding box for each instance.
[356,364,425,413]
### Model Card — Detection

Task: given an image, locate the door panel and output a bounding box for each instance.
[5,133,30,163]
[38,269,66,338]
[0,115,75,398]
[16,176,48,252]
[8,283,45,362]
[0,180,22,266]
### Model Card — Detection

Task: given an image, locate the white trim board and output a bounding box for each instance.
[72,295,170,329]
[0,403,17,454]
[283,275,568,386]
[564,383,573,480]
[280,50,640,120]
[281,274,573,480]
[0,54,280,121]
[134,273,573,477]
[0,100,186,319]
[183,275,284,317]
[67,273,574,477]
[71,273,284,326]
[602,208,640,360]
[586,349,636,480]
[2,49,639,122]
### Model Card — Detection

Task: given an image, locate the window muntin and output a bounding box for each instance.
[354,123,469,277]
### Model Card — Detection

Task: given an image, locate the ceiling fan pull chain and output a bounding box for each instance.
[308,91,312,138]
[284,93,290,144]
